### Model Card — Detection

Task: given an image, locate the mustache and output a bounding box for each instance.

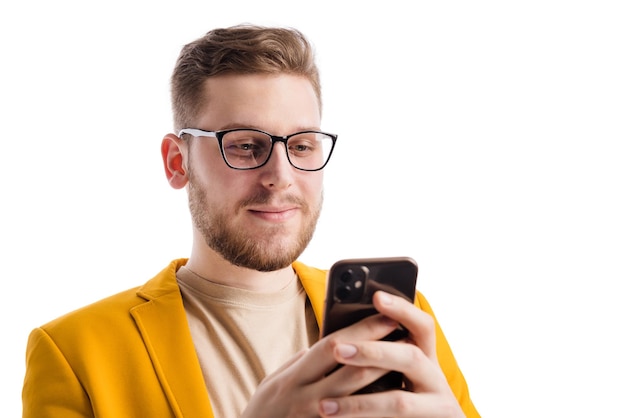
[239,190,307,208]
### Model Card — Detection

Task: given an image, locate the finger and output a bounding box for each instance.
[280,315,395,386]
[319,391,462,418]
[319,363,389,398]
[372,291,438,360]
[326,313,401,342]
[331,340,447,393]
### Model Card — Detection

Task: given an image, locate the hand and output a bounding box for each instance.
[242,291,465,418]
[241,312,402,417]
[318,291,466,418]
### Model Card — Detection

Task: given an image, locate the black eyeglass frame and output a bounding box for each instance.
[178,127,338,171]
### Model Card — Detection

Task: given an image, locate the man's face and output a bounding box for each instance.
[186,74,324,271]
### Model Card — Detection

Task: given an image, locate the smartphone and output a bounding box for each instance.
[321,256,418,393]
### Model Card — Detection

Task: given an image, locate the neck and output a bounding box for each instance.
[185,239,297,293]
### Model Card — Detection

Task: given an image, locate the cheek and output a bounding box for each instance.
[189,161,238,201]
[205,175,243,203]
[301,174,324,199]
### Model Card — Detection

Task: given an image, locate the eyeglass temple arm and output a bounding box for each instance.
[178,128,218,138]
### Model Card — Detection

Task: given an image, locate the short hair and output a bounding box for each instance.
[171,24,321,131]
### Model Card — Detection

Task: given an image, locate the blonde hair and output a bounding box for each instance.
[171,24,321,131]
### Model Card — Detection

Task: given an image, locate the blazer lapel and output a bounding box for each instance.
[131,259,214,418]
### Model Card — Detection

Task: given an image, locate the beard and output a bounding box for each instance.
[187,164,322,272]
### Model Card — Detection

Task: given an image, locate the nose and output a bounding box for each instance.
[259,141,295,190]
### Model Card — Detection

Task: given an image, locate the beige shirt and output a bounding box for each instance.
[177,266,319,418]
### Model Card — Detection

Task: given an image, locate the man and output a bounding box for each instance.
[23,25,480,417]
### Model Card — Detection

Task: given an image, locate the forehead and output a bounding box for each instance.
[196,74,321,131]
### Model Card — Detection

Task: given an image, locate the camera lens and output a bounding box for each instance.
[335,285,351,301]
[340,269,353,282]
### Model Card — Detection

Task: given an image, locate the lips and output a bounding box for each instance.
[248,206,299,222]
[248,205,297,213]
[240,192,307,222]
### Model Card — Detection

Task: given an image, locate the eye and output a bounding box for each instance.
[288,134,319,156]
[234,143,259,151]
[292,143,313,152]
[220,131,274,169]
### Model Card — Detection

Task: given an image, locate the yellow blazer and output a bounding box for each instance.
[23,259,479,417]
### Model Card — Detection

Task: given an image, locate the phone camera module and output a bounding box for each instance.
[334,266,367,303]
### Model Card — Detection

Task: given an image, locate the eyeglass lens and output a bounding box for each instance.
[221,130,334,170]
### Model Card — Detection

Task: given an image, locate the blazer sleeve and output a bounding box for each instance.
[23,328,93,418]
[416,291,481,418]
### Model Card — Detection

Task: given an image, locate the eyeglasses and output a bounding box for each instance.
[179,128,338,171]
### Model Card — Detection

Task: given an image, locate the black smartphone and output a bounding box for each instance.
[321,256,419,393]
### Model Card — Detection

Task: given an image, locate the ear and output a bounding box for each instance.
[161,133,189,189]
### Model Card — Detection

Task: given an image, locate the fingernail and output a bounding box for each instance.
[320,400,339,415]
[337,343,357,358]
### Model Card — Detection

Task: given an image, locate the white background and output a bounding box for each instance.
[1,1,625,416]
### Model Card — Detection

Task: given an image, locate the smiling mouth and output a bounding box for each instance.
[249,206,296,213]
[248,207,298,222]
[241,192,306,221]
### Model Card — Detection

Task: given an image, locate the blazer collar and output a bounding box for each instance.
[292,260,328,326]
[138,259,329,326]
